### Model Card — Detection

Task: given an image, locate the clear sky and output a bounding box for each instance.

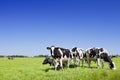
[0,0,120,56]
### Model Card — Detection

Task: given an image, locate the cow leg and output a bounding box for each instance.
[97,58,100,69]
[78,59,80,67]
[86,54,90,68]
[54,60,59,71]
[60,59,63,70]
[82,58,85,67]
[88,61,91,68]
[88,60,90,68]
[54,64,57,71]
[77,58,80,67]
[73,57,76,67]
[67,58,70,68]
[82,59,83,67]
[101,59,104,69]
[87,58,90,68]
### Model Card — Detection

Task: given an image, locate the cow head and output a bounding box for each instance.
[99,48,104,52]
[47,47,50,50]
[71,47,78,58]
[109,62,116,70]
[100,53,116,70]
[42,57,50,64]
[47,46,56,57]
[72,47,77,52]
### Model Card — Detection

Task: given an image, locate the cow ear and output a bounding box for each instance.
[74,47,77,50]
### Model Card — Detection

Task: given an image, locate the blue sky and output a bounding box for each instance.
[0,0,120,56]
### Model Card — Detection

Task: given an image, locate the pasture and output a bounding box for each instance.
[0,57,120,80]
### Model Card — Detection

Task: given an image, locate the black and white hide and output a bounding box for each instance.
[100,52,116,70]
[47,46,72,70]
[42,57,57,66]
[99,48,116,70]
[71,47,84,67]
[85,48,116,70]
[42,57,68,68]
[85,48,100,68]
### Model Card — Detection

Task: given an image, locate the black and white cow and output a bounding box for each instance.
[47,46,72,70]
[85,47,116,70]
[100,52,116,70]
[42,57,57,66]
[85,48,100,68]
[42,57,68,67]
[8,56,14,60]
[71,47,85,67]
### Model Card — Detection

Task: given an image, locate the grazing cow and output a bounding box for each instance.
[42,57,68,67]
[71,47,85,67]
[100,53,116,70]
[99,48,116,70]
[8,56,13,60]
[85,48,116,70]
[42,57,59,67]
[47,46,72,70]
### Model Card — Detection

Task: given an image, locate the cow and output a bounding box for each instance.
[100,52,116,70]
[8,56,14,60]
[43,57,57,66]
[85,47,116,70]
[85,48,101,68]
[71,47,85,67]
[47,46,72,70]
[42,57,68,67]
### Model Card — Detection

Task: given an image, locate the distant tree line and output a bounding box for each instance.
[0,54,119,58]
[0,55,49,58]
[109,54,120,58]
[0,55,4,58]
[0,55,28,58]
[33,55,48,57]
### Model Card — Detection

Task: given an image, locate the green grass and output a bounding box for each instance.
[0,57,120,80]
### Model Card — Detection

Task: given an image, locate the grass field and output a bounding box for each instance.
[0,57,120,80]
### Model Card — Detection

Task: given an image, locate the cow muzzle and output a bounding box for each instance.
[47,47,50,50]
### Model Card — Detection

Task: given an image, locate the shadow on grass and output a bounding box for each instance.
[42,65,98,72]
[81,65,98,69]
[42,64,83,72]
[43,68,55,72]
[42,67,62,72]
